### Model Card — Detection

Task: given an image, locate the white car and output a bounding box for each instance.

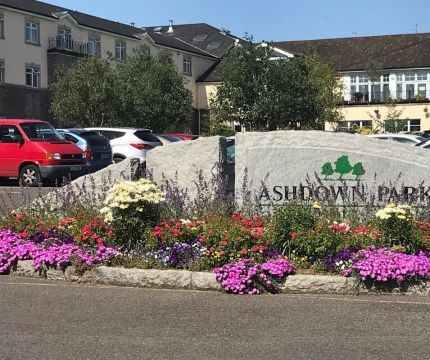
[83,127,162,163]
[367,133,426,145]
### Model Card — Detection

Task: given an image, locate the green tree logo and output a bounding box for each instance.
[321,162,334,180]
[352,162,365,180]
[334,155,353,180]
[321,156,366,181]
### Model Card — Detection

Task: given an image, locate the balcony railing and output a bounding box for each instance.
[343,90,430,105]
[48,37,88,55]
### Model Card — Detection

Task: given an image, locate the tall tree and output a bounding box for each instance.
[117,50,193,132]
[210,35,343,131]
[50,55,120,127]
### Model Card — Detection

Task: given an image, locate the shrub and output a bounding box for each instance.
[268,201,318,256]
[100,178,165,250]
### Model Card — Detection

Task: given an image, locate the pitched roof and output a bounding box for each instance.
[142,23,238,60]
[0,0,227,58]
[274,33,430,72]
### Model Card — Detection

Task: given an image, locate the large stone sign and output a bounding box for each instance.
[235,131,430,205]
[146,136,227,200]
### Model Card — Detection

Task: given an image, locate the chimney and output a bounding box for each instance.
[130,22,135,27]
[167,20,174,33]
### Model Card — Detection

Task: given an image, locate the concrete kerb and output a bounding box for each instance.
[8,260,430,295]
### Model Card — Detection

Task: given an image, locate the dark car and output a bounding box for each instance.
[59,129,113,173]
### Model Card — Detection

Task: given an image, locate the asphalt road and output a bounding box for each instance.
[1,276,430,360]
[0,181,54,215]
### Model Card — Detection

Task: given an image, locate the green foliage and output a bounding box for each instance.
[210,35,343,131]
[51,56,120,127]
[369,100,407,133]
[321,162,334,179]
[268,202,317,257]
[117,50,193,132]
[51,50,193,131]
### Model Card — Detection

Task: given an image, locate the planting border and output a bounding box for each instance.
[7,260,430,296]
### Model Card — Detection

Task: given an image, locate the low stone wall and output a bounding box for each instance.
[9,261,430,296]
[146,136,227,202]
[31,158,140,211]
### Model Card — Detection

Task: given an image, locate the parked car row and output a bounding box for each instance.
[0,119,199,186]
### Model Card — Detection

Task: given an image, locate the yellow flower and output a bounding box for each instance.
[397,215,406,219]
[312,201,321,209]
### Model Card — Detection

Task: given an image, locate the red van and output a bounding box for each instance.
[0,119,85,186]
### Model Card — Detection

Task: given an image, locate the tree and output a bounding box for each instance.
[51,50,193,131]
[117,50,193,132]
[368,99,406,133]
[51,55,120,127]
[352,162,365,180]
[210,35,343,131]
[334,156,353,180]
[321,162,334,179]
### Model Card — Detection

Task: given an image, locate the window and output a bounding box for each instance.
[383,84,390,101]
[396,74,403,82]
[25,64,40,88]
[0,13,4,38]
[418,84,427,98]
[406,83,415,99]
[350,75,357,83]
[406,119,421,131]
[405,72,415,81]
[115,40,126,60]
[58,26,72,50]
[0,125,23,143]
[0,59,4,84]
[383,74,389,82]
[25,20,39,44]
[358,75,368,83]
[396,83,403,99]
[337,120,372,132]
[417,72,428,81]
[183,56,192,75]
[88,32,101,56]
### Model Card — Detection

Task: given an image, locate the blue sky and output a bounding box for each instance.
[53,0,430,41]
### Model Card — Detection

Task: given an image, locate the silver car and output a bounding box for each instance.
[367,134,426,145]
[83,127,162,163]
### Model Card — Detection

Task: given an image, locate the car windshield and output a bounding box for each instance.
[20,122,64,142]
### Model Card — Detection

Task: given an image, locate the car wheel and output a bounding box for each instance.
[19,165,42,187]
[113,156,125,163]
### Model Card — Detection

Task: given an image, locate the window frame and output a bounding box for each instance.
[0,59,4,84]
[0,12,4,38]
[25,20,39,45]
[183,56,192,76]
[88,32,101,56]
[115,40,126,61]
[25,64,40,88]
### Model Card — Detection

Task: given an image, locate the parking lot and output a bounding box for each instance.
[0,180,54,215]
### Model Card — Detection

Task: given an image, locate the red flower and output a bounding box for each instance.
[19,231,28,238]
[172,229,181,237]
[251,245,259,252]
[290,232,298,239]
[219,250,225,256]
[232,213,242,221]
[221,240,228,247]
[209,247,216,253]
[199,236,207,244]
[241,248,248,255]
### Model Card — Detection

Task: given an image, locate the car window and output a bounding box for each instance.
[134,130,160,143]
[392,138,416,144]
[63,133,79,143]
[20,122,63,141]
[0,125,23,143]
[80,133,109,146]
[98,130,125,140]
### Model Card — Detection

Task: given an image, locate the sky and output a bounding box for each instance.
[52,0,430,42]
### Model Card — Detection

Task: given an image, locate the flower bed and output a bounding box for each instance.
[2,179,430,295]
